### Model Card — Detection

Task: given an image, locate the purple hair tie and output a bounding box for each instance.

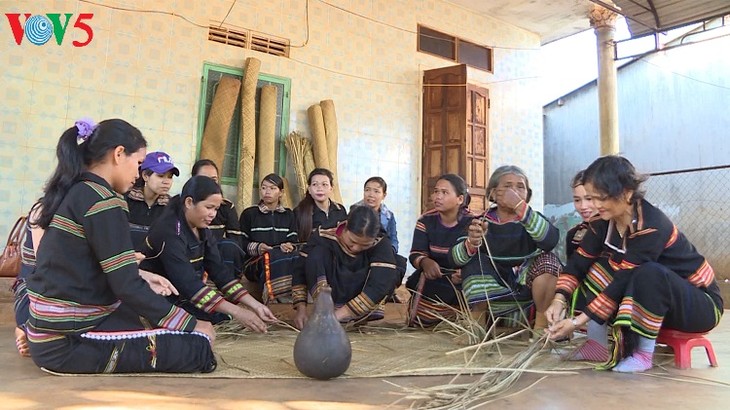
[75,117,97,145]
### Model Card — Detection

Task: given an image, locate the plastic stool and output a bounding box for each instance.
[656,329,718,370]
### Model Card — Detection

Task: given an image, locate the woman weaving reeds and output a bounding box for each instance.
[450,166,561,333]
[291,206,399,329]
[547,156,723,372]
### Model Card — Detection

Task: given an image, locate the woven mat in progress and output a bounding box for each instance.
[43,326,587,379]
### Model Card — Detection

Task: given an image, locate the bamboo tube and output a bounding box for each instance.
[200,76,240,169]
[320,99,342,204]
[238,57,261,210]
[281,176,294,209]
[307,104,330,170]
[257,84,277,179]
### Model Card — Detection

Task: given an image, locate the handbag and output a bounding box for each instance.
[0,215,28,277]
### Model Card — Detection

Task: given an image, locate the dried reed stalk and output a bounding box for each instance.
[284,131,309,200]
[391,336,553,409]
[281,176,295,208]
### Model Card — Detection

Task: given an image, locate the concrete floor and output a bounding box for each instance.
[1,278,729,409]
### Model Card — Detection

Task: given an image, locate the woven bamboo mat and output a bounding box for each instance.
[237,57,260,210]
[200,75,240,170]
[42,325,593,379]
[256,84,277,178]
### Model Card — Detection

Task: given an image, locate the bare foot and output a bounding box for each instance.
[14,327,30,358]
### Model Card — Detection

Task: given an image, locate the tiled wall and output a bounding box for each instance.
[1,0,542,260]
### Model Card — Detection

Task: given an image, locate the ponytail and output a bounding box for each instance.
[38,119,147,229]
[294,193,315,242]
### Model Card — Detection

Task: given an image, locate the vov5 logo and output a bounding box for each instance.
[5,13,94,47]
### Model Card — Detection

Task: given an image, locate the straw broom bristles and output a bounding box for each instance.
[303,140,316,178]
[285,131,310,200]
[281,176,295,209]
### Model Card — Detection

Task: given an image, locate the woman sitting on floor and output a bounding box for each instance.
[547,155,724,372]
[12,203,42,358]
[293,168,347,243]
[26,118,216,374]
[239,173,299,302]
[350,176,407,286]
[406,174,476,327]
[125,151,179,251]
[191,159,244,276]
[451,165,561,332]
[292,206,399,329]
[140,175,277,332]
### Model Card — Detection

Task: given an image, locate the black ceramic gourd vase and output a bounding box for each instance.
[293,286,352,380]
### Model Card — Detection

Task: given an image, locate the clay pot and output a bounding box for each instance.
[293,286,352,380]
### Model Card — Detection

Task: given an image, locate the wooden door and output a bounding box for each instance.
[422,64,467,212]
[466,84,489,212]
[421,64,490,213]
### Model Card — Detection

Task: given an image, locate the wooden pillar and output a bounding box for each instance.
[590,5,620,155]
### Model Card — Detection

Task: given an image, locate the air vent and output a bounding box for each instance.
[208,25,290,57]
[208,25,247,49]
[251,33,289,57]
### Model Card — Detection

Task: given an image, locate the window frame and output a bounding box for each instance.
[417,24,494,73]
[196,62,291,186]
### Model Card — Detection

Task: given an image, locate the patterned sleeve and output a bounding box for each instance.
[518,205,559,251]
[555,221,605,300]
[345,238,398,316]
[203,230,249,304]
[449,237,479,267]
[83,196,196,332]
[151,232,226,314]
[584,222,672,323]
[409,217,429,269]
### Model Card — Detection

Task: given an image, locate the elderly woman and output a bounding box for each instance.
[547,155,723,372]
[451,165,561,332]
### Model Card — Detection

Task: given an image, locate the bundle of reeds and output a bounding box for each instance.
[281,176,294,209]
[390,335,555,409]
[285,131,311,200]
